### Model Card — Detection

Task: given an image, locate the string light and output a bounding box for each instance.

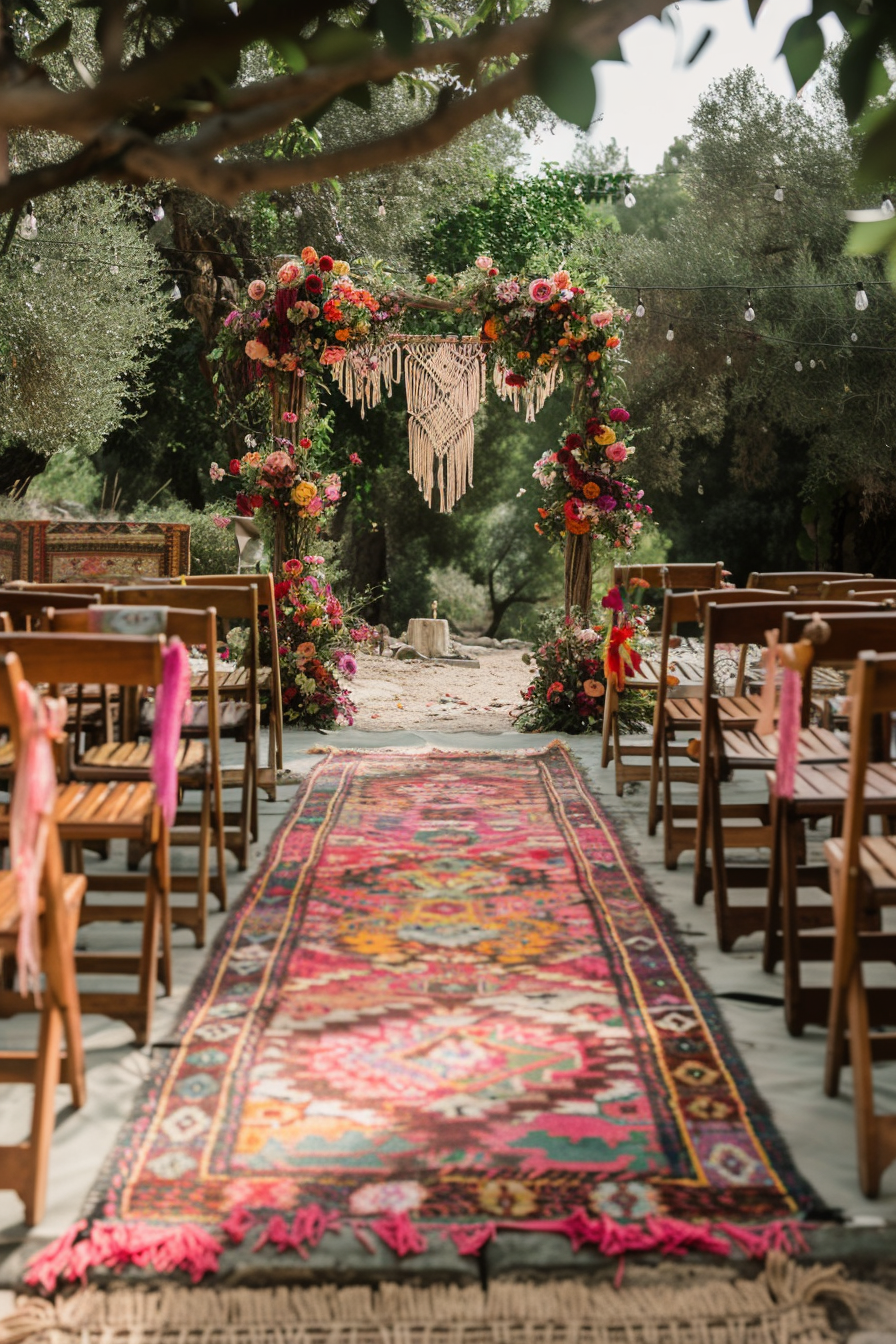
[16,200,37,240]
[794,357,803,371]
[855,281,869,311]
[725,354,732,365]
[151,201,165,223]
[744,290,755,322]
[809,358,817,369]
[634,291,646,318]
[377,197,386,217]
[882,194,895,218]
[170,281,182,300]
[850,331,858,343]
[666,322,674,341]
[773,184,784,203]
[623,182,636,208]
[293,202,303,219]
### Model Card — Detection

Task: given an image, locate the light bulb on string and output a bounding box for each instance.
[17,200,37,240]
[634,291,646,318]
[293,202,303,219]
[773,184,784,203]
[377,197,386,217]
[623,182,636,208]
[151,201,165,223]
[666,322,674,341]
[809,358,817,369]
[697,481,704,496]
[855,281,869,311]
[851,331,858,343]
[170,281,182,301]
[725,354,732,366]
[744,290,755,322]
[794,357,803,371]
[882,194,895,218]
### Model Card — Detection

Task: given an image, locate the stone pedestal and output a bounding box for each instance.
[407,618,451,658]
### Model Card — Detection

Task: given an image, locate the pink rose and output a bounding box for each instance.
[605,442,628,464]
[529,279,555,304]
[281,411,298,423]
[277,261,300,286]
[324,484,341,502]
[349,453,362,465]
[320,346,345,365]
[284,559,304,576]
[475,255,494,270]
[590,310,614,328]
[306,496,323,516]
[608,407,630,422]
[247,279,266,301]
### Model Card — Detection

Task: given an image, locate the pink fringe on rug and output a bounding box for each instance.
[220,1208,256,1245]
[369,1211,429,1258]
[150,636,192,827]
[251,1205,341,1258]
[445,1223,497,1256]
[24,1221,223,1293]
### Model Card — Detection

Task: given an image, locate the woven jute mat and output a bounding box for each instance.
[2,1255,894,1344]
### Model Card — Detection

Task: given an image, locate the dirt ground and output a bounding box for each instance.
[349,648,533,732]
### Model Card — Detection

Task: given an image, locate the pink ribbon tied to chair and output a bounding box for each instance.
[756,618,828,801]
[150,637,192,828]
[10,683,67,996]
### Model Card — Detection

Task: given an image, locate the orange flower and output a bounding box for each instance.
[566,516,590,535]
[301,247,319,265]
[534,523,544,534]
[537,507,549,518]
[583,679,605,698]
[334,327,351,341]
[605,335,621,349]
[482,316,498,341]
[516,350,531,360]
[558,337,569,347]
[587,350,601,362]
[582,482,601,500]
[537,353,553,366]
[666,674,680,687]
[244,339,269,361]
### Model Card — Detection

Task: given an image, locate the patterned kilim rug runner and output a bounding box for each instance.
[27,744,818,1291]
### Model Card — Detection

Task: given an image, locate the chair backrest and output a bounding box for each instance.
[172,573,282,714]
[0,589,102,630]
[7,582,115,597]
[839,651,896,878]
[0,632,165,691]
[746,571,871,596]
[614,562,725,592]
[818,577,896,599]
[780,609,896,666]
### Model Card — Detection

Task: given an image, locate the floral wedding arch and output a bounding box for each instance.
[209,248,651,615]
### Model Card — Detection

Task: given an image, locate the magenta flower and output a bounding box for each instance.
[601,587,624,612]
[282,411,298,424]
[528,278,555,304]
[608,408,631,422]
[597,495,617,512]
[349,453,362,465]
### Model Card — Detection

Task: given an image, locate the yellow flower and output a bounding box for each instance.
[331,260,350,276]
[292,480,316,507]
[537,353,553,367]
[594,426,616,446]
[241,451,261,466]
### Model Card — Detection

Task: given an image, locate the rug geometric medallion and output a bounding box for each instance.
[87,744,815,1262]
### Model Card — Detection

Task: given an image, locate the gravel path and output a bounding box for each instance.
[348,648,533,732]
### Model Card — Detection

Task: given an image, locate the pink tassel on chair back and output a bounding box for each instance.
[150,638,192,828]
[774,666,802,800]
[10,683,67,995]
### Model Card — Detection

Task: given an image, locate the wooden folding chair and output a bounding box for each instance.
[601,563,726,788]
[822,649,896,1197]
[0,633,169,1044]
[112,585,259,869]
[818,578,896,599]
[51,605,226,947]
[648,587,786,863]
[0,653,87,1226]
[174,573,284,796]
[763,610,896,1036]
[693,599,880,951]
[745,571,872,596]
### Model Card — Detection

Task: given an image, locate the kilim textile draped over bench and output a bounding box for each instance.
[28,744,816,1288]
[0,521,190,582]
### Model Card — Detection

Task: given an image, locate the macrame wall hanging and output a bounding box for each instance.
[493,359,563,422]
[403,337,487,513]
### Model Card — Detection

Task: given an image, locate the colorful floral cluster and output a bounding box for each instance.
[472,259,626,389]
[217,247,395,386]
[259,557,376,728]
[514,584,655,735]
[533,407,652,554]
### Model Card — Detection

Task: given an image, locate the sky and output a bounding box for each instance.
[529,0,845,173]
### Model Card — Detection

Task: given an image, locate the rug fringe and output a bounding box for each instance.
[0,1255,860,1344]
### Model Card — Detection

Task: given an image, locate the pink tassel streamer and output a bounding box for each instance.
[150,637,192,827]
[221,1208,256,1244]
[369,1211,428,1258]
[774,666,802,800]
[252,1205,340,1258]
[10,682,67,996]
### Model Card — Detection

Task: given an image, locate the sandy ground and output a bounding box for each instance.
[349,648,533,731]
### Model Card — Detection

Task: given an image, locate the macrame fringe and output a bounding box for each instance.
[493,359,563,422]
[23,1210,812,1293]
[4,1253,864,1344]
[328,343,402,418]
